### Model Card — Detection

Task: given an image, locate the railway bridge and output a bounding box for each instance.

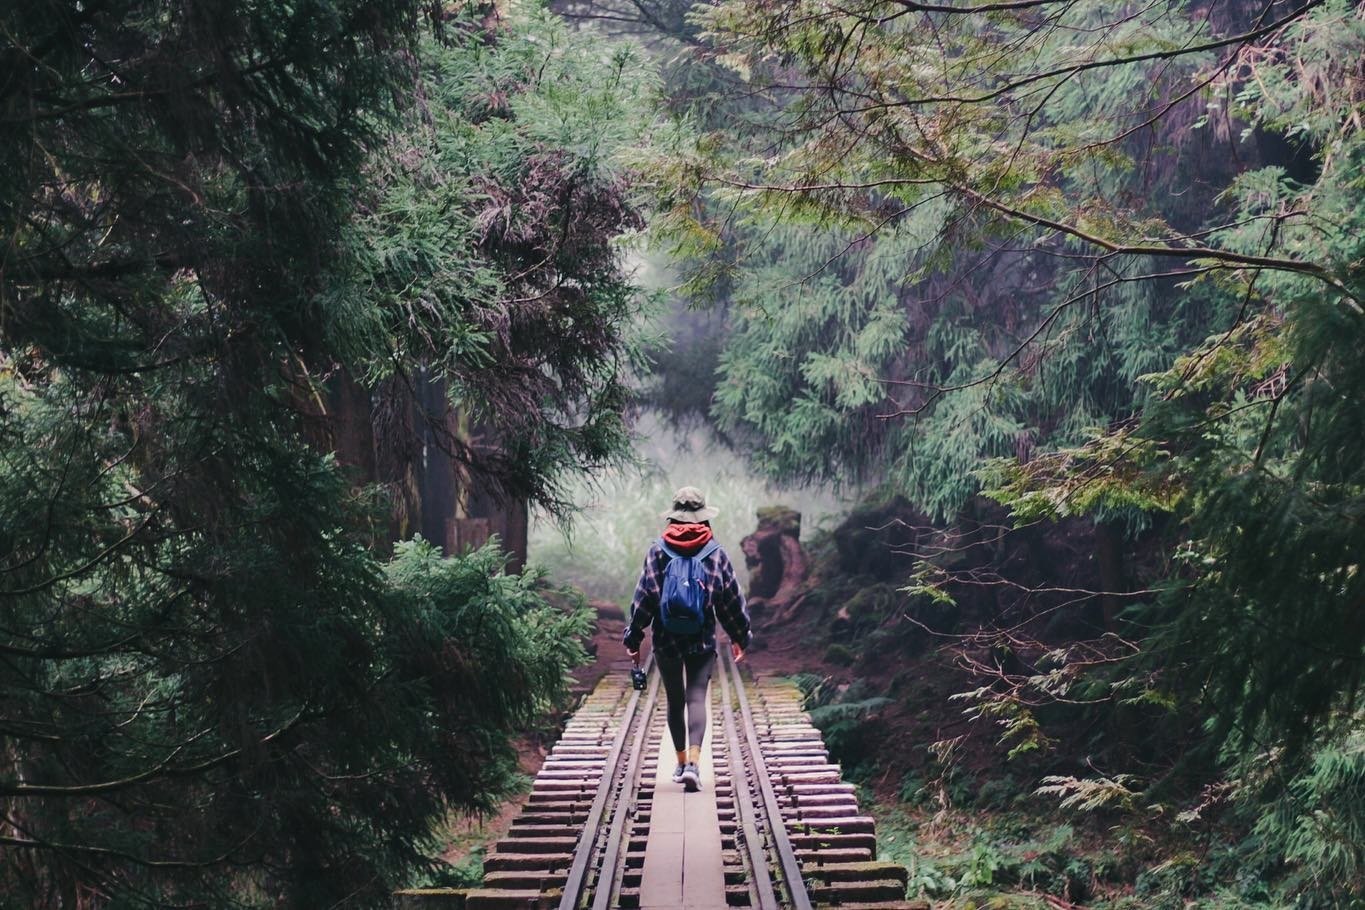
[396,650,927,910]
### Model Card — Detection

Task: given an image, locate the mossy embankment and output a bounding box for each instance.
[744,496,1278,910]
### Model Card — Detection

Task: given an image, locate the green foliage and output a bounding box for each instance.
[417,853,487,890]
[898,771,930,806]
[324,9,656,512]
[954,690,1054,762]
[711,221,922,488]
[973,775,1026,812]
[386,537,592,744]
[659,6,1365,904]
[876,809,1101,905]
[997,5,1365,770]
[637,280,728,430]
[0,375,590,902]
[1249,724,1365,906]
[981,429,1184,523]
[807,696,893,728]
[653,0,1284,519]
[1036,775,1143,814]
[0,2,643,904]
[824,643,856,666]
[801,678,892,778]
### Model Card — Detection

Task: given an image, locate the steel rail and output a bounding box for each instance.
[590,667,659,910]
[723,648,814,910]
[557,656,656,910]
[718,648,781,909]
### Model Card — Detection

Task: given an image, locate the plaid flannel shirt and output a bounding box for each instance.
[624,541,752,660]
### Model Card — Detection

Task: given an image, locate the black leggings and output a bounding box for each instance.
[656,650,717,754]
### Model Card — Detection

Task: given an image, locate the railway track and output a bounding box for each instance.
[395,653,926,910]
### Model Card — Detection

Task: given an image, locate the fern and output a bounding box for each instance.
[1036,774,1144,814]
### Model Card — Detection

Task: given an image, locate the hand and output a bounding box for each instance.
[628,648,640,665]
[731,641,745,663]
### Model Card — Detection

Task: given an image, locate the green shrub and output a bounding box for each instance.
[973,775,1025,811]
[1133,852,1202,906]
[824,643,856,665]
[807,682,892,776]
[906,856,958,899]
[1250,727,1365,907]
[898,771,929,805]
[415,851,485,889]
[961,833,1014,888]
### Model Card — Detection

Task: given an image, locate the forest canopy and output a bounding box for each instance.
[3,0,1364,906]
[0,1,649,905]
[603,0,1364,903]
[639,0,1363,750]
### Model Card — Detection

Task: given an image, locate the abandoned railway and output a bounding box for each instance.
[396,651,926,910]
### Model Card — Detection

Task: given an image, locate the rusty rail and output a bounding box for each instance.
[718,647,805,908]
[559,657,657,910]
[583,663,657,910]
[395,651,926,910]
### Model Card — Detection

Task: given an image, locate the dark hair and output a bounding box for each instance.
[666,518,712,527]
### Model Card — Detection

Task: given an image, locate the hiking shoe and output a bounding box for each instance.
[670,762,686,784]
[680,762,701,792]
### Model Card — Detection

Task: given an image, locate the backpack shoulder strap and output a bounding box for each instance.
[658,538,681,560]
[696,540,721,561]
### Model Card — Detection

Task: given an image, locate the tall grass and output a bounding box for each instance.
[529,412,847,606]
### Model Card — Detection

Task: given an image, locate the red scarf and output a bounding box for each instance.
[663,522,713,556]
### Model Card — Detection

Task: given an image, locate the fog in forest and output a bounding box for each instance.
[3,0,1362,907]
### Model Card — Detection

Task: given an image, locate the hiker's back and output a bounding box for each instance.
[658,538,721,635]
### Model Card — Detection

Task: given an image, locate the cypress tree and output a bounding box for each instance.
[0,2,650,905]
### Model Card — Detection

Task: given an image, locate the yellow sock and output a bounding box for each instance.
[688,745,702,765]
[676,750,687,765]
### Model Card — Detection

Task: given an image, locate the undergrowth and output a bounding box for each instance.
[775,496,1365,909]
[793,668,1365,909]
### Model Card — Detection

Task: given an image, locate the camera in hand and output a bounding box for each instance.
[630,666,647,691]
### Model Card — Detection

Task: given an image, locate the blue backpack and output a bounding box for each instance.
[658,539,721,635]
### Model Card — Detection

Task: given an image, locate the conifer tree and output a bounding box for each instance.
[647,6,1364,901]
[0,2,649,905]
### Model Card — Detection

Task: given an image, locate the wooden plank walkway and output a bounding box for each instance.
[393,659,930,909]
[638,692,726,909]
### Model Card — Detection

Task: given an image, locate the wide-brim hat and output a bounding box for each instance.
[661,485,719,522]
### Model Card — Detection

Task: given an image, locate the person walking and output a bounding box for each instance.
[625,486,752,792]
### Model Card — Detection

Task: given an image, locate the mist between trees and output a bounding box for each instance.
[3,0,1364,907]
[569,0,1365,905]
[529,410,846,603]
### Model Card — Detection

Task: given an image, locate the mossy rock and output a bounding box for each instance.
[801,587,830,612]
[824,643,856,666]
[755,505,801,537]
[844,583,900,618]
[830,496,927,579]
[805,573,876,616]
[905,593,959,636]
[829,582,903,642]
